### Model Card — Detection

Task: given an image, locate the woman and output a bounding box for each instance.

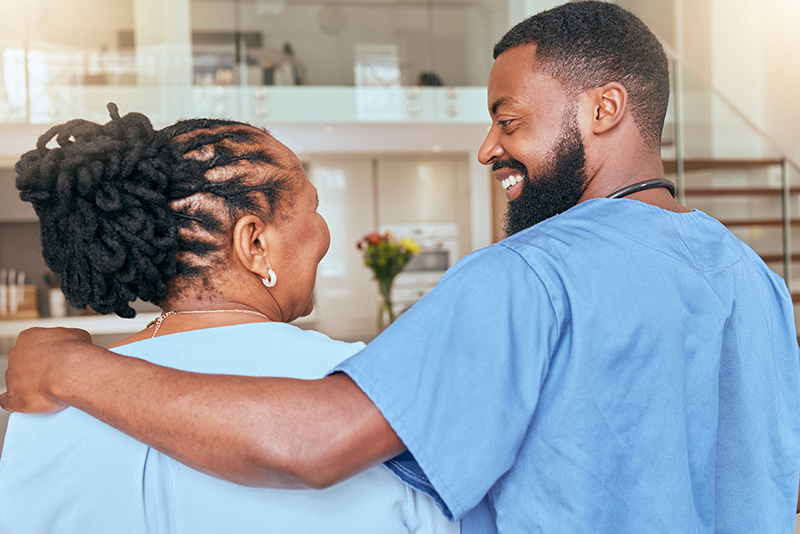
[0,104,457,534]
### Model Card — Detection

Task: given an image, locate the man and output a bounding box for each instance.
[3,2,799,532]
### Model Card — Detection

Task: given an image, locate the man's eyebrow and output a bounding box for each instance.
[491,97,517,116]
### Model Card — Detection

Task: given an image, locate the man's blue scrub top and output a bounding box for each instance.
[338,199,800,533]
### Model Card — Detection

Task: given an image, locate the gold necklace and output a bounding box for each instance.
[147,309,269,338]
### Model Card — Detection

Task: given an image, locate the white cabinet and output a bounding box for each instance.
[0,169,36,222]
[309,156,380,340]
[377,155,472,257]
[307,153,473,341]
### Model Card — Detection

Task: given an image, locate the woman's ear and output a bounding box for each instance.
[586,82,628,135]
[232,215,272,278]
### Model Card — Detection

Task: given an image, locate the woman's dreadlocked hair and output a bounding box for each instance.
[15,103,293,318]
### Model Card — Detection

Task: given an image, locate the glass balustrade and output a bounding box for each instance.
[669,58,800,333]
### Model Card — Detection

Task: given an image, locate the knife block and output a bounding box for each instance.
[0,284,40,319]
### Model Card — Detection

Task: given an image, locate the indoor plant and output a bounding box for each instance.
[356,231,420,328]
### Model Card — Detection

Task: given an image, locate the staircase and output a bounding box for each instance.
[662,58,800,333]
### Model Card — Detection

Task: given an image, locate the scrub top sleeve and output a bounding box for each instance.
[335,245,561,520]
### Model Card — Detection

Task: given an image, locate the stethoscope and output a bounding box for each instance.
[606,178,676,199]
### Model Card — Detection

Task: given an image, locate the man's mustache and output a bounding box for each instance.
[492,159,528,176]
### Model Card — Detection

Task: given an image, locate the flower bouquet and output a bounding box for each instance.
[356,231,420,328]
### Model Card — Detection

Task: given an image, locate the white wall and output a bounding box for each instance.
[633,0,800,166]
[18,0,133,49]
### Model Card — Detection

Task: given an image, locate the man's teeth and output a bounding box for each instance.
[502,175,523,190]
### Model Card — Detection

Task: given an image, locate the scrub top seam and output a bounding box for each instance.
[334,364,466,521]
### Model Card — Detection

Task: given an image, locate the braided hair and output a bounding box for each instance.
[16,103,293,317]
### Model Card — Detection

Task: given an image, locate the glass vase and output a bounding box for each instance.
[377,277,396,330]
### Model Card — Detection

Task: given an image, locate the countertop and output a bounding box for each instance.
[0,313,161,340]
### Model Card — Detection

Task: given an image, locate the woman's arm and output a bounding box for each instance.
[0,327,405,489]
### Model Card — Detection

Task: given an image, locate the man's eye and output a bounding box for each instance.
[498,120,511,130]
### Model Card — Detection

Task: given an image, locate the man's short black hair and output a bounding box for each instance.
[494,1,670,149]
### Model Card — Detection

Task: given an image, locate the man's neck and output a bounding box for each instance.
[578,150,690,213]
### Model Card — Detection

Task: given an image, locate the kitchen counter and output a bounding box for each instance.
[0,310,318,345]
[0,313,161,341]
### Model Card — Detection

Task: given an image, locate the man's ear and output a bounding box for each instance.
[587,82,628,135]
[232,215,272,278]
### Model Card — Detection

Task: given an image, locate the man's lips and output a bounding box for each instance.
[493,168,526,201]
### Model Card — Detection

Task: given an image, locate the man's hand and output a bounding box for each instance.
[0,327,92,414]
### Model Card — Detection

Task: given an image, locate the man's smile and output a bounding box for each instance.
[493,167,526,201]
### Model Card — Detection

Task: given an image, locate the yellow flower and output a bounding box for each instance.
[400,237,421,255]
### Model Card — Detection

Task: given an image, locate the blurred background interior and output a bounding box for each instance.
[0,0,799,481]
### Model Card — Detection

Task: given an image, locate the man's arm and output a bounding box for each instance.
[0,327,405,489]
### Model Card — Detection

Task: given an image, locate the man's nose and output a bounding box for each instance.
[478,126,503,165]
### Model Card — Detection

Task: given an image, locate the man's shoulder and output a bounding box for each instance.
[499,198,740,263]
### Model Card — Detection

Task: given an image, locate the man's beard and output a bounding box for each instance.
[501,116,588,237]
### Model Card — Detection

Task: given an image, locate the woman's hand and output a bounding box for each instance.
[0,327,92,414]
